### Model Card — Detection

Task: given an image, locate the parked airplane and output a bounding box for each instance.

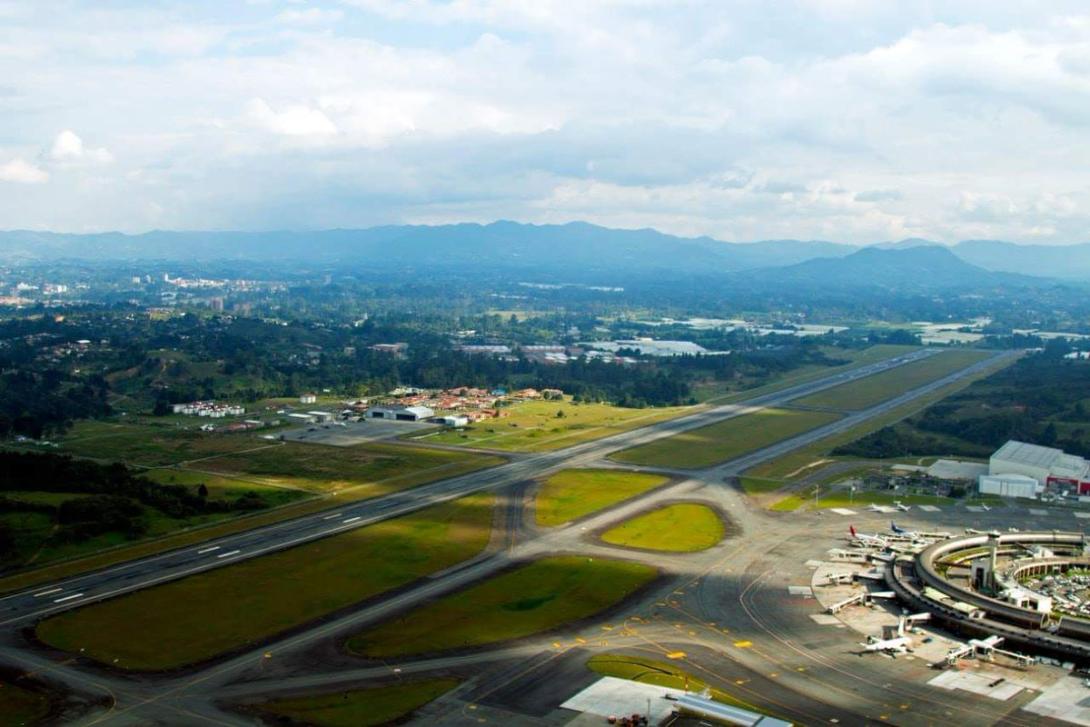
[890,521,917,537]
[861,636,910,655]
[894,500,911,512]
[849,525,888,548]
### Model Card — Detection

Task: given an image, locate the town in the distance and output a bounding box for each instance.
[2,223,1090,727]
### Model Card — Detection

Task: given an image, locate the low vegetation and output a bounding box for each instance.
[791,349,992,411]
[0,677,52,726]
[534,469,669,527]
[600,503,725,552]
[409,399,692,452]
[35,494,494,671]
[251,679,459,727]
[586,654,754,710]
[609,408,841,469]
[345,556,658,658]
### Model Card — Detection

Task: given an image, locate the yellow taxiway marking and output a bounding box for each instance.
[666,651,687,660]
[733,640,752,648]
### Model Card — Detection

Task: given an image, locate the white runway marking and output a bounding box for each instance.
[810,613,841,625]
[197,546,220,554]
[322,513,342,520]
[1029,509,1048,516]
[216,550,240,559]
[917,505,940,512]
[1074,512,1090,519]
[342,516,361,524]
[787,586,813,597]
[965,506,986,513]
[33,588,62,598]
[829,508,856,516]
[53,593,84,603]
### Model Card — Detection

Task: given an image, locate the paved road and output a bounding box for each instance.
[0,348,955,627]
[0,347,1034,726]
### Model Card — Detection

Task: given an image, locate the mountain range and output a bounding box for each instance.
[0,221,1085,286]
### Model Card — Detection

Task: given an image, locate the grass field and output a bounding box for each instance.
[609,408,842,469]
[35,494,495,671]
[587,653,754,711]
[697,344,920,405]
[345,556,658,658]
[791,349,992,411]
[193,441,504,498]
[769,489,950,512]
[600,504,725,552]
[534,469,670,527]
[0,678,51,726]
[0,439,502,596]
[54,420,266,466]
[743,352,1018,487]
[252,679,459,727]
[406,399,692,452]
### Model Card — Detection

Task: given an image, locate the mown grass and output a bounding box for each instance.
[0,678,51,726]
[600,504,725,552]
[586,653,755,711]
[407,399,693,453]
[609,408,842,469]
[770,490,951,512]
[252,679,459,727]
[0,442,502,596]
[534,469,670,527]
[345,556,658,658]
[698,344,920,405]
[35,494,495,671]
[54,420,265,466]
[745,352,1017,485]
[791,349,993,411]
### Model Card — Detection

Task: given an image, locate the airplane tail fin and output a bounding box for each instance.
[850,524,857,538]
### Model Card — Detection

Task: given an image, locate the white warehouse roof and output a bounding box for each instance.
[992,440,1065,468]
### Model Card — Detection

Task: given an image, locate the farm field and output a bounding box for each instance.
[250,679,459,727]
[609,408,842,469]
[600,503,725,552]
[345,556,658,658]
[406,399,692,452]
[791,349,992,411]
[534,469,670,527]
[35,494,495,671]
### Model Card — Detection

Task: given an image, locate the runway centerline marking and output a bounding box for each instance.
[53,593,84,603]
[216,550,241,559]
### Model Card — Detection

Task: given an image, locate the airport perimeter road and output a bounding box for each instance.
[0,347,982,627]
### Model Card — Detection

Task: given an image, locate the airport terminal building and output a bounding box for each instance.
[979,440,1090,499]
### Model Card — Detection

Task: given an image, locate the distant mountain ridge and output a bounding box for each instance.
[0,221,1087,283]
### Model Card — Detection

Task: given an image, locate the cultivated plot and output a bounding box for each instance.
[35,494,495,671]
[345,556,658,658]
[534,468,670,527]
[609,408,842,469]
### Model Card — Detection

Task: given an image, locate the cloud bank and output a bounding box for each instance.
[0,1,1089,243]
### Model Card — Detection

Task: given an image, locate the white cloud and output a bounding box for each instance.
[274,8,343,24]
[246,98,338,137]
[0,158,48,184]
[49,130,113,164]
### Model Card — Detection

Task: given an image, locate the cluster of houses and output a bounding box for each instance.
[172,400,245,418]
[454,342,639,366]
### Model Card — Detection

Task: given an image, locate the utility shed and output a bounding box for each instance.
[978,473,1040,499]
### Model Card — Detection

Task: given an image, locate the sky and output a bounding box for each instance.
[2,1,1090,244]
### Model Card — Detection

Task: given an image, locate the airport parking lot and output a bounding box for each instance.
[279,418,436,446]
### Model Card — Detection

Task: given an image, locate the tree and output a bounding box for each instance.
[197,483,209,498]
[1041,421,1058,447]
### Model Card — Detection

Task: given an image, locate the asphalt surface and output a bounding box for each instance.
[0,347,950,627]
[0,346,1050,727]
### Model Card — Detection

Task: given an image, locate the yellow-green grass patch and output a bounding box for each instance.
[35,494,495,671]
[194,441,504,497]
[54,420,267,467]
[791,349,993,411]
[745,352,1018,485]
[346,556,658,658]
[600,503,725,552]
[0,678,51,726]
[406,399,692,453]
[251,678,459,727]
[534,469,670,527]
[587,653,756,711]
[771,490,952,512]
[609,408,842,469]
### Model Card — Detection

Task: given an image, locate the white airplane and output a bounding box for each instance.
[965,528,986,535]
[862,636,910,655]
[849,525,889,548]
[890,521,918,538]
[894,501,911,512]
[866,503,887,512]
